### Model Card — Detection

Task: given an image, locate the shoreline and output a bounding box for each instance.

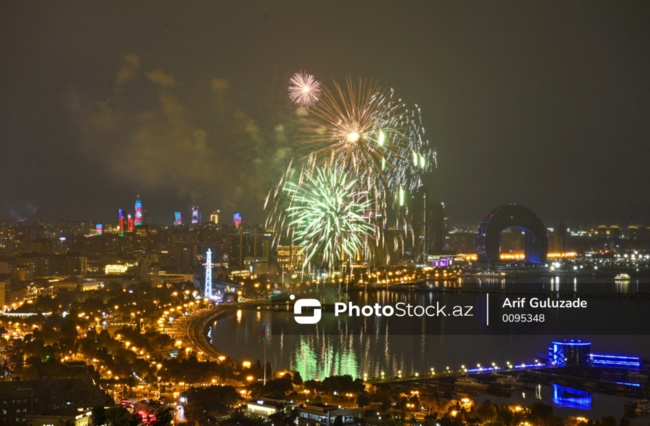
[187,306,237,361]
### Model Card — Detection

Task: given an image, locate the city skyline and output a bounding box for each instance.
[1,3,650,425]
[1,2,650,225]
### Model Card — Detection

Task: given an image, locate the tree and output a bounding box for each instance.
[526,402,560,426]
[261,377,294,399]
[22,365,40,381]
[474,400,497,424]
[496,404,514,426]
[151,407,175,426]
[357,392,371,408]
[599,417,617,426]
[304,379,321,393]
[268,409,299,426]
[292,371,303,386]
[104,406,139,426]
[91,406,107,426]
[183,385,240,424]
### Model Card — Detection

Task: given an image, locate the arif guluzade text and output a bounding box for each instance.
[502,297,588,309]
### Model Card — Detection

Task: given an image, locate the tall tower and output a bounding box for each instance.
[118,209,124,237]
[204,249,214,298]
[192,206,200,224]
[127,214,134,233]
[410,186,430,260]
[135,196,143,226]
[430,202,449,252]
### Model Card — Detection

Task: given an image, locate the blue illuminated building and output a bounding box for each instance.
[549,340,591,367]
[591,354,641,368]
[476,204,548,265]
[549,340,642,369]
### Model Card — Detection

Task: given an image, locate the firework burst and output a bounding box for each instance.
[280,166,377,267]
[268,75,436,269]
[288,71,322,108]
[298,78,435,193]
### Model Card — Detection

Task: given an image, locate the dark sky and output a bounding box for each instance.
[1,1,649,227]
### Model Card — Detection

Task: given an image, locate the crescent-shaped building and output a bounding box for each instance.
[477,204,548,265]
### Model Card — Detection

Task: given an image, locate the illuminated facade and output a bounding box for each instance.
[127,214,134,233]
[548,340,642,369]
[477,204,548,265]
[210,210,220,224]
[118,209,124,236]
[591,354,641,368]
[174,212,182,225]
[105,264,133,274]
[191,206,200,224]
[0,281,10,309]
[95,224,103,235]
[135,196,143,226]
[233,212,242,228]
[549,340,591,367]
[277,245,305,271]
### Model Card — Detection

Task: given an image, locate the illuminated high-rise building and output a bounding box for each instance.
[127,214,134,233]
[191,206,200,224]
[174,212,182,226]
[233,212,242,228]
[96,224,103,235]
[210,210,220,224]
[135,196,143,226]
[118,209,124,237]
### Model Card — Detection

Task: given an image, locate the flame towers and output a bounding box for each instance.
[135,196,143,226]
[118,209,124,236]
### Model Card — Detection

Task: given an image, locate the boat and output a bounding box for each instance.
[615,273,631,281]
[455,377,489,391]
[493,375,525,388]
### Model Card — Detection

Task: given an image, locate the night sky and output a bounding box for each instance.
[1,2,649,227]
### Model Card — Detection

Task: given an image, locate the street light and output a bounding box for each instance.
[406,403,415,419]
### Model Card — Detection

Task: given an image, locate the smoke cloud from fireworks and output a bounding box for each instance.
[67,54,297,220]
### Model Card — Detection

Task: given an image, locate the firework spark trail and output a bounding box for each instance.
[279,166,377,267]
[270,74,436,268]
[297,78,435,192]
[288,71,322,108]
